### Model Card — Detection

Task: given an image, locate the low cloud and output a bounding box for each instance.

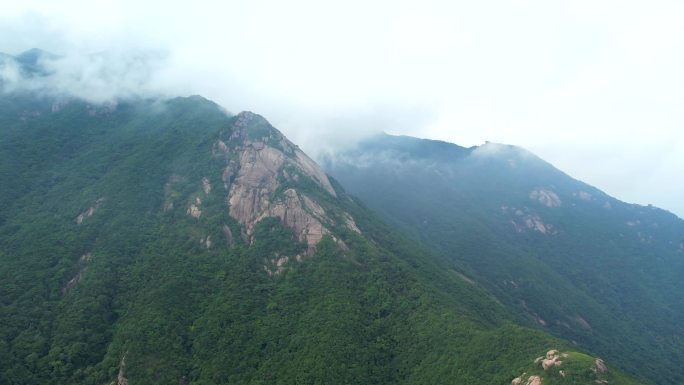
[1,49,169,103]
[0,56,23,87]
[1,1,684,217]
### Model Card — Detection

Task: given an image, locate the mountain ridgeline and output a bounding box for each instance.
[0,49,644,385]
[0,88,643,385]
[324,133,684,385]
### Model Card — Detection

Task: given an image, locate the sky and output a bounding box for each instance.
[1,0,683,217]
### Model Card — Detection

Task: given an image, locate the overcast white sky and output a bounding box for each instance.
[1,0,683,217]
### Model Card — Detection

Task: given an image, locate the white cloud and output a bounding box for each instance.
[0,0,683,217]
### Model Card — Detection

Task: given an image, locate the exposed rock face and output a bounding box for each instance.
[293,150,337,197]
[301,194,326,218]
[226,143,285,231]
[530,188,561,207]
[62,252,92,294]
[222,111,352,254]
[213,139,229,156]
[343,213,362,234]
[202,177,212,194]
[75,197,104,224]
[264,254,300,276]
[576,316,592,330]
[228,111,336,195]
[199,235,212,249]
[266,189,328,251]
[577,191,593,201]
[542,358,561,370]
[222,225,234,246]
[501,206,555,235]
[221,161,237,189]
[75,207,96,224]
[167,111,359,260]
[524,215,551,234]
[187,197,202,219]
[541,350,563,370]
[512,370,543,384]
[517,350,611,385]
[117,354,128,385]
[594,358,608,374]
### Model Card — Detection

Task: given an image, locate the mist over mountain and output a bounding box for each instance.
[324,132,684,384]
[0,48,169,103]
[3,46,683,384]
[2,41,683,218]
[0,54,649,384]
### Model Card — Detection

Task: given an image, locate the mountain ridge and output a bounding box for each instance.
[324,132,684,385]
[0,89,645,384]
[0,52,649,384]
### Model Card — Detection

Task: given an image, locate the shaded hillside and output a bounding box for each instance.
[324,132,684,385]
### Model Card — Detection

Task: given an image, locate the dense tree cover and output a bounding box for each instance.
[324,133,684,385]
[0,92,642,384]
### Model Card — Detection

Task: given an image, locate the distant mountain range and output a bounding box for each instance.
[324,132,684,385]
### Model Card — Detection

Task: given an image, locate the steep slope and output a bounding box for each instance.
[324,133,684,385]
[0,87,642,385]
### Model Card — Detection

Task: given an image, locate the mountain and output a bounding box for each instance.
[323,132,684,385]
[0,48,57,80]
[0,61,651,385]
[0,90,644,385]
[0,51,645,385]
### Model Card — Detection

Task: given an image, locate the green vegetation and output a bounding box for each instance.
[325,133,684,385]
[509,350,641,385]
[0,93,643,385]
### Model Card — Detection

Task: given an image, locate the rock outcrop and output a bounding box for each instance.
[216,111,358,254]
[163,111,360,258]
[161,111,361,263]
[222,225,235,246]
[264,254,304,276]
[265,189,328,251]
[202,177,212,194]
[75,197,104,224]
[511,375,542,385]
[61,252,92,294]
[514,349,613,385]
[529,188,561,207]
[594,358,608,374]
[187,196,202,219]
[541,349,563,370]
[501,206,555,235]
[115,354,128,385]
[343,213,362,234]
